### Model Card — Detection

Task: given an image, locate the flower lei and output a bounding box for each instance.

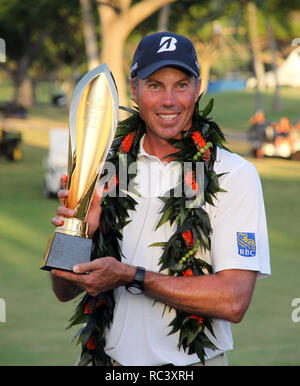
[66,95,228,366]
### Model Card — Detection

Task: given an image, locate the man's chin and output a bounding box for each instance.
[159,127,184,140]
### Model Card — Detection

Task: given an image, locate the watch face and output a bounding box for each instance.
[126,284,142,295]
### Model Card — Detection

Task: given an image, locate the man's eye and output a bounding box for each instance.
[148,83,159,90]
[178,82,188,89]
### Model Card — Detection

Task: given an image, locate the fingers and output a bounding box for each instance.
[51,204,75,226]
[51,215,64,227]
[60,174,69,190]
[51,257,123,297]
[57,188,70,205]
[72,259,100,274]
[57,174,70,206]
[51,175,73,228]
[51,202,75,228]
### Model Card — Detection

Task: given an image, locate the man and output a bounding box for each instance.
[50,32,271,366]
[248,111,270,158]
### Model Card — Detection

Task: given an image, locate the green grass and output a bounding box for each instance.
[0,77,300,365]
[202,87,300,131]
[0,145,80,365]
[227,157,300,365]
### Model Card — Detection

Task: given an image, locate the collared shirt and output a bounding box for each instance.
[104,136,271,366]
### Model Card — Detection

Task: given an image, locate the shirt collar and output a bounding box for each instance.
[138,134,148,158]
[138,134,220,167]
[137,134,169,165]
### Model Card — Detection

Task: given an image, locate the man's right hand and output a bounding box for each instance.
[51,174,102,238]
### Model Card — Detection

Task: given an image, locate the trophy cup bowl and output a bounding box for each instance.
[41,64,118,272]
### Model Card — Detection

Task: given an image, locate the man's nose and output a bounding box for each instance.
[162,88,175,106]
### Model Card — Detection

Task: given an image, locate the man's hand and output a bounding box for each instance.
[51,257,135,297]
[51,174,102,238]
[50,174,105,302]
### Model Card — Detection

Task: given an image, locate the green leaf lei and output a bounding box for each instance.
[66,95,228,366]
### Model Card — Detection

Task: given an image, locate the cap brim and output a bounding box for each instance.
[138,60,199,79]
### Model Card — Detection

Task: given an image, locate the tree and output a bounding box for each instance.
[157,4,170,32]
[0,0,85,110]
[243,0,300,113]
[96,0,176,114]
[170,0,235,93]
[80,0,100,70]
[266,19,280,111]
[0,0,51,109]
[246,1,265,112]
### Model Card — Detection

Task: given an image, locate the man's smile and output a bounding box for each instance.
[156,113,181,121]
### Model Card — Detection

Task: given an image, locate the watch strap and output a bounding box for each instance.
[125,266,145,293]
[134,266,145,290]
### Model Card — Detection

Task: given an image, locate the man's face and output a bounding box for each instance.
[130,67,201,142]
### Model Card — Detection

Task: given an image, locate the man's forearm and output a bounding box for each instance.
[49,256,256,324]
[143,269,257,324]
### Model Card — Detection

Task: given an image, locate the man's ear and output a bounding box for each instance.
[129,78,138,104]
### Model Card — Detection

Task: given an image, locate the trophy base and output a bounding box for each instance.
[41,231,92,272]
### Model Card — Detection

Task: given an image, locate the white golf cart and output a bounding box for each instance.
[44,129,68,198]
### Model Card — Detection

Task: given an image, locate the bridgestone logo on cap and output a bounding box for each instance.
[157,37,177,53]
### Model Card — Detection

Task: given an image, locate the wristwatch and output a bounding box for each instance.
[125,266,145,295]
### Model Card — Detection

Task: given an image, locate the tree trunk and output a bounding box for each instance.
[2,30,46,111]
[12,55,34,109]
[199,60,211,94]
[101,27,127,115]
[247,2,265,112]
[267,19,280,112]
[80,0,100,70]
[97,0,176,119]
[157,4,170,32]
[193,40,219,94]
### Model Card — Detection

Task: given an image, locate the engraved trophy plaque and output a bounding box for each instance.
[41,64,118,271]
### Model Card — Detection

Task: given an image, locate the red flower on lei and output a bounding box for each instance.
[84,298,105,314]
[190,315,204,325]
[181,230,194,250]
[119,131,137,154]
[191,131,211,163]
[86,338,96,351]
[183,268,194,277]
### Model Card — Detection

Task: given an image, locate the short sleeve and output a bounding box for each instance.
[209,156,271,279]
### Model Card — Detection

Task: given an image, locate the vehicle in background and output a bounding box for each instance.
[248,113,300,161]
[0,126,22,161]
[44,129,68,198]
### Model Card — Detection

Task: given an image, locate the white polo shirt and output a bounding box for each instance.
[104,138,271,366]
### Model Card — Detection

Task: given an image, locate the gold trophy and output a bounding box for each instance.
[41,64,118,272]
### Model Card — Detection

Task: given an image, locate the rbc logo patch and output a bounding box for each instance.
[237,232,256,257]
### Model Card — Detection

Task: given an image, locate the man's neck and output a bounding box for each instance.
[143,133,178,162]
